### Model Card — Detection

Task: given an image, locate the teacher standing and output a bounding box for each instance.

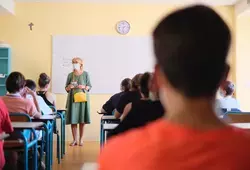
[65,57,92,146]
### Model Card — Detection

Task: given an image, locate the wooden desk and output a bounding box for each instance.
[12,122,44,129]
[103,123,118,130]
[48,112,57,115]
[32,115,57,121]
[231,123,250,129]
[57,109,66,112]
[0,133,9,141]
[102,115,117,120]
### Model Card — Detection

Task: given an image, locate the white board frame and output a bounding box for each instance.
[52,35,154,94]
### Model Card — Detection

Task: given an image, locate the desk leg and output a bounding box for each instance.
[44,125,50,170]
[33,141,38,170]
[104,130,107,145]
[60,115,63,159]
[60,113,65,158]
[57,132,60,164]
[63,114,66,156]
[59,111,65,158]
[24,143,28,170]
[50,121,54,166]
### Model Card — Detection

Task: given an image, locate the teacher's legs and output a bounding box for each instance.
[79,123,85,146]
[70,124,78,146]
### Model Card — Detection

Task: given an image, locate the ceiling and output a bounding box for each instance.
[15,0,239,5]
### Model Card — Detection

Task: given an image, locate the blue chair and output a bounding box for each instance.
[5,113,39,170]
[231,108,241,112]
[220,108,241,117]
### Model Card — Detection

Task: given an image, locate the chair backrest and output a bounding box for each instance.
[8,113,31,141]
[221,108,241,113]
[231,108,241,112]
[9,113,31,122]
[223,112,250,123]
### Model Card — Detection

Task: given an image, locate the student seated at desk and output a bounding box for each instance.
[114,74,142,119]
[101,78,131,114]
[1,72,42,119]
[99,5,250,170]
[108,72,164,138]
[1,73,45,169]
[217,80,240,111]
[25,79,53,115]
[0,99,13,169]
[37,73,56,107]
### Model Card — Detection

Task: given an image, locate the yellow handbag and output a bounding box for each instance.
[72,74,87,103]
[74,92,87,103]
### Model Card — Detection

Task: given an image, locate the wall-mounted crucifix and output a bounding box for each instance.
[28,22,34,31]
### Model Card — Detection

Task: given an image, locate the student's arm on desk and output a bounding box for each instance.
[32,112,42,119]
[114,109,121,119]
[121,103,132,121]
[28,100,42,119]
[101,108,107,113]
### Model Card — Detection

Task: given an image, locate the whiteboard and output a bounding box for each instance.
[52,35,154,94]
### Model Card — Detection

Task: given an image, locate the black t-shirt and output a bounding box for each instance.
[102,92,124,114]
[109,100,164,138]
[116,91,141,114]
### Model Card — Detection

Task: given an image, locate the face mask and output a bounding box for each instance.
[73,63,81,71]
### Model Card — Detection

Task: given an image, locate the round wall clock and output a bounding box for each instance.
[116,20,130,35]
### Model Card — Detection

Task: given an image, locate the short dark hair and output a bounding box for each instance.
[121,78,132,92]
[153,5,231,98]
[140,72,151,98]
[38,73,51,88]
[6,72,26,93]
[131,74,142,90]
[25,79,37,91]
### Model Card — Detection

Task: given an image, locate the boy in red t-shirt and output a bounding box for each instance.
[0,99,13,169]
[99,5,250,170]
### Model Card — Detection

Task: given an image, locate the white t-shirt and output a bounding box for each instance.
[27,94,53,115]
[216,96,240,111]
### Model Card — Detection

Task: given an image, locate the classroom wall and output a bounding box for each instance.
[0,3,235,141]
[236,15,250,111]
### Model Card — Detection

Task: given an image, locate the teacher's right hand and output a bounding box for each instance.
[66,84,74,91]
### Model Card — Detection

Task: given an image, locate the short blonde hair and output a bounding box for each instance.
[72,57,84,70]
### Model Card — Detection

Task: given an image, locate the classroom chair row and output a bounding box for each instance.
[3,109,66,170]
